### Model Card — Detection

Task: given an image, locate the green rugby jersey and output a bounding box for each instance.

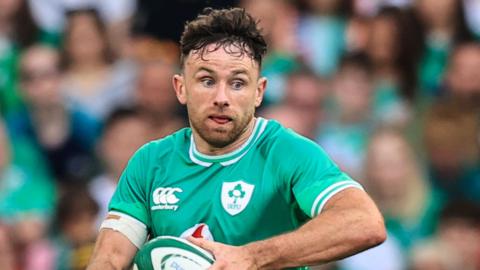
[109,117,362,269]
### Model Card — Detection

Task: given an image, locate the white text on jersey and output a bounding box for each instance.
[151,187,182,211]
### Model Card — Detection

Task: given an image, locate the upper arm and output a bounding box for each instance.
[278,134,363,218]
[322,187,383,220]
[321,188,386,244]
[109,144,151,227]
[88,228,138,269]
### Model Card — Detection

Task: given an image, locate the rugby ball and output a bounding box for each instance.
[133,236,215,270]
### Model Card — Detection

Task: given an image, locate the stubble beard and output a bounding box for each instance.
[189,108,254,149]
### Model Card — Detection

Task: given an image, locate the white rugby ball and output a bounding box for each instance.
[133,236,215,270]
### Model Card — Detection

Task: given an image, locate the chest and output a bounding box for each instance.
[145,161,296,245]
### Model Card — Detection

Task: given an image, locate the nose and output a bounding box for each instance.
[213,82,229,108]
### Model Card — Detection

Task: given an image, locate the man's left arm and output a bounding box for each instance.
[190,187,386,269]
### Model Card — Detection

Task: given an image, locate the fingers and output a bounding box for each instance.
[187,236,218,254]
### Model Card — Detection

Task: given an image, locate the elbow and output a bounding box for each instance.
[367,223,387,247]
[360,218,387,249]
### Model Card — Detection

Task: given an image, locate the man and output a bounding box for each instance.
[7,45,99,182]
[135,61,187,139]
[87,8,385,269]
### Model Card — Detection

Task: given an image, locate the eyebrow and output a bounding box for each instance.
[194,67,251,79]
[195,67,215,75]
[231,69,249,76]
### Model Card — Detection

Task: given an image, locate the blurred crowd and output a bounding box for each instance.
[0,0,479,269]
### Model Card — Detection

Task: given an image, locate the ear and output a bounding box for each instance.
[173,74,187,105]
[254,77,267,107]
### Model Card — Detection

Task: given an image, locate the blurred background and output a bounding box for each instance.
[0,0,479,269]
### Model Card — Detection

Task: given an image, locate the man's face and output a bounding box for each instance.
[101,116,150,178]
[446,46,480,96]
[19,48,61,107]
[136,62,177,115]
[173,44,266,148]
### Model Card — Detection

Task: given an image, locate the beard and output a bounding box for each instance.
[188,106,255,149]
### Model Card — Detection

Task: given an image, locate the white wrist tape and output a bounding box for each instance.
[100,211,148,249]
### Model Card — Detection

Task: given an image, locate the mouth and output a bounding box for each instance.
[208,115,232,125]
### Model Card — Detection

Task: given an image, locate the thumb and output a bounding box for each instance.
[187,236,218,254]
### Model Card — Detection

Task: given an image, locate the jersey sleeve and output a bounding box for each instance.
[278,131,363,218]
[108,143,151,228]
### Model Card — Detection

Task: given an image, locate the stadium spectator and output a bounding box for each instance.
[242,0,300,105]
[127,35,179,65]
[54,185,99,270]
[410,240,465,270]
[0,0,59,116]
[89,108,151,228]
[0,119,56,270]
[60,8,136,123]
[345,14,371,54]
[28,0,136,57]
[261,66,328,139]
[423,101,480,204]
[410,200,480,270]
[364,128,441,250]
[367,7,418,104]
[135,61,187,139]
[413,0,475,98]
[297,0,353,76]
[316,54,375,179]
[6,45,100,183]
[443,42,480,105]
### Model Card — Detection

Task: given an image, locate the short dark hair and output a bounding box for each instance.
[56,184,99,228]
[103,107,141,133]
[440,200,480,226]
[338,52,373,76]
[179,7,267,69]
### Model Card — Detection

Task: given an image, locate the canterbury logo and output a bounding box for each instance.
[151,187,182,211]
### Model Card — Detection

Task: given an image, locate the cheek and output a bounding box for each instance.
[185,92,207,113]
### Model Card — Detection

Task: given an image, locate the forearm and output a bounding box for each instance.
[87,250,132,270]
[86,259,117,270]
[245,189,385,269]
[86,228,138,270]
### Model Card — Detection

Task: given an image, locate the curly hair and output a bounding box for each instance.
[179,7,267,69]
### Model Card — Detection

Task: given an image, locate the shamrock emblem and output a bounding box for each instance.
[228,184,245,204]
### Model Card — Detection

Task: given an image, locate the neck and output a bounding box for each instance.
[193,117,256,156]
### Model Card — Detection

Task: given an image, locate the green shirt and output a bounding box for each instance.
[109,118,362,269]
[0,165,56,223]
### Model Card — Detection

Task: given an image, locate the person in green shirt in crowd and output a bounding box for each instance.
[0,0,60,116]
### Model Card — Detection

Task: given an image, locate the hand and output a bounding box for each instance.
[187,237,259,270]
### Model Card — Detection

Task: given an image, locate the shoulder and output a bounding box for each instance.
[132,127,190,163]
[261,119,326,158]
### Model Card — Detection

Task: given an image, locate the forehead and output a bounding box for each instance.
[21,48,58,70]
[183,44,259,75]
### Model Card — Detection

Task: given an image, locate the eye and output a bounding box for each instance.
[231,80,244,90]
[201,78,215,88]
